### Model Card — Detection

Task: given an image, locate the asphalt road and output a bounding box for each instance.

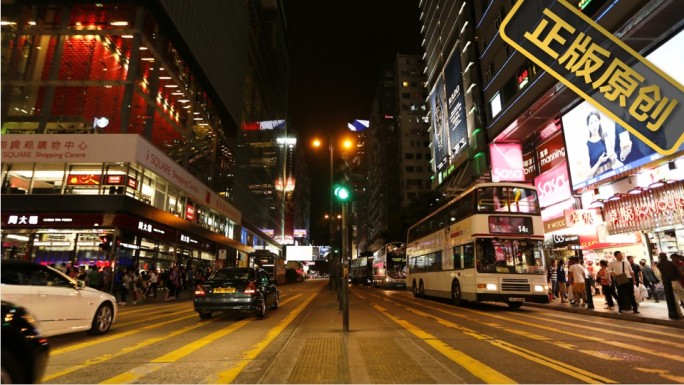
[43,279,684,384]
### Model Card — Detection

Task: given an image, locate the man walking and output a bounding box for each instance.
[608,251,639,313]
[640,259,659,302]
[657,253,683,319]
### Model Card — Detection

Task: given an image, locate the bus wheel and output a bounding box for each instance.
[412,280,419,297]
[451,281,462,306]
[508,302,523,309]
[418,281,425,298]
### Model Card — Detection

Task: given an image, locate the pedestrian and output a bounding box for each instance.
[596,260,616,309]
[148,269,159,299]
[608,251,639,314]
[133,270,145,304]
[102,266,113,293]
[568,257,587,307]
[547,260,558,300]
[657,253,683,319]
[557,259,569,303]
[119,268,130,305]
[582,259,595,309]
[627,256,645,302]
[86,265,102,290]
[639,259,659,302]
[166,266,179,300]
[669,253,684,308]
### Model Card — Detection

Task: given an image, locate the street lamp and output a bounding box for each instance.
[312,135,355,292]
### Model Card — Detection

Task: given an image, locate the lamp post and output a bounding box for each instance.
[312,136,354,294]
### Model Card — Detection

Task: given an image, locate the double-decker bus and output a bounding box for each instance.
[406,182,548,308]
[350,251,373,285]
[372,242,407,289]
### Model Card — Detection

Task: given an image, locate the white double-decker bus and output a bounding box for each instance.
[406,182,549,308]
[372,242,407,288]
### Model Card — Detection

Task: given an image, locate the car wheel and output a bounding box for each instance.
[199,311,212,320]
[2,349,25,384]
[89,303,114,335]
[255,298,267,319]
[271,293,279,310]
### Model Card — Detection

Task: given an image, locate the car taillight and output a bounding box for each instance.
[194,286,206,297]
[244,282,257,294]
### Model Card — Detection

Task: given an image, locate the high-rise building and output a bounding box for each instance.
[363,54,431,250]
[1,1,288,270]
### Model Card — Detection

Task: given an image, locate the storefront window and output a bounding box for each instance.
[2,163,34,194]
[66,164,104,195]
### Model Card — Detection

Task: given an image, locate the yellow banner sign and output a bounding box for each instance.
[500,0,683,155]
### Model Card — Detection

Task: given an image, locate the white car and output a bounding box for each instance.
[1,260,117,337]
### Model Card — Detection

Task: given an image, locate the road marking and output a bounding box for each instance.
[43,313,200,381]
[371,294,617,384]
[396,293,684,364]
[50,309,195,356]
[208,292,318,384]
[372,303,515,384]
[98,295,301,384]
[636,367,684,383]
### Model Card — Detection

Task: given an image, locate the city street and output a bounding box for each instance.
[43,279,684,384]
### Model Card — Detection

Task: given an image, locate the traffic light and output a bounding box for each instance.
[333,184,351,202]
[98,234,113,251]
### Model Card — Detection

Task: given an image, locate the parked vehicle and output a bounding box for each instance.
[1,301,50,384]
[193,267,279,319]
[1,260,117,337]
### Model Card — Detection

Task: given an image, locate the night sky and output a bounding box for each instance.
[284,0,422,244]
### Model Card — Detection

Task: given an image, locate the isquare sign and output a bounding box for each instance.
[500,0,683,155]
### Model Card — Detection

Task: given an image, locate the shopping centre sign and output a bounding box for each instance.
[500,0,684,155]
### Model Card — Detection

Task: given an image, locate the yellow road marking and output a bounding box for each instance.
[209,293,317,384]
[372,303,515,384]
[372,293,617,384]
[400,294,684,364]
[43,313,199,381]
[98,295,301,384]
[636,367,684,383]
[50,309,194,356]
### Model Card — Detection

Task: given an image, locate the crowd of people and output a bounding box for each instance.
[546,251,684,319]
[53,262,214,305]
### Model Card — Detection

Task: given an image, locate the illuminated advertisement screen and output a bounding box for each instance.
[444,47,468,158]
[488,216,533,234]
[430,75,448,173]
[490,143,525,182]
[562,30,684,191]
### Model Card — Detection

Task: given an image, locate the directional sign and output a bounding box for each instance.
[500,0,684,155]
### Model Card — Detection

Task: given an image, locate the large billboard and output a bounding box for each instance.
[430,75,448,172]
[562,30,684,191]
[444,47,468,159]
[500,0,684,156]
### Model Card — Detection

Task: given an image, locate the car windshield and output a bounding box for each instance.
[476,238,545,274]
[211,269,255,281]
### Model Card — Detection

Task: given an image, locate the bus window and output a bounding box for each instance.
[452,246,462,269]
[463,243,475,269]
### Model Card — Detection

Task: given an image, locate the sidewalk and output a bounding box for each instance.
[524,293,684,328]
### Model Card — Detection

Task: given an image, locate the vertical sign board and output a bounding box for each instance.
[444,48,469,158]
[500,0,684,156]
[430,75,449,173]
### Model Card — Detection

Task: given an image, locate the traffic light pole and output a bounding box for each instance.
[341,202,349,332]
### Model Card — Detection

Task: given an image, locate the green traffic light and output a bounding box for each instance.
[334,184,351,201]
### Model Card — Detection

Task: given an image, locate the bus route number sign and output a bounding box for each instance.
[499,0,684,155]
[488,216,533,235]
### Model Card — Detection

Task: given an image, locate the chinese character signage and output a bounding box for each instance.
[604,180,684,234]
[500,0,684,155]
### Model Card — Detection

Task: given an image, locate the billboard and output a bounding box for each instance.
[490,143,524,182]
[500,1,684,155]
[561,29,684,191]
[534,160,572,208]
[430,75,448,173]
[444,47,468,158]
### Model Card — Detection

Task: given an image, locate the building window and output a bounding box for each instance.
[405,153,415,159]
[485,63,494,84]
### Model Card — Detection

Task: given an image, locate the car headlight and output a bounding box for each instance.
[534,284,547,292]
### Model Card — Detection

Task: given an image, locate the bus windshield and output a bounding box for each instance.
[475,186,539,214]
[476,238,545,275]
[386,248,406,279]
